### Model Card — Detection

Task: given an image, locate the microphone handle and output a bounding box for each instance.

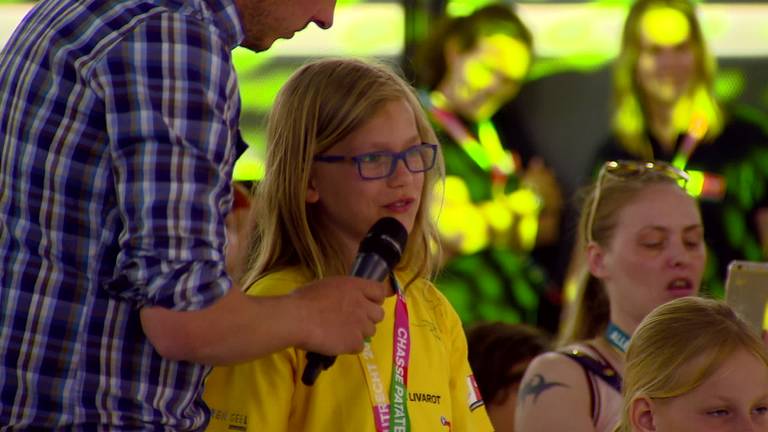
[301,352,337,386]
[301,253,391,386]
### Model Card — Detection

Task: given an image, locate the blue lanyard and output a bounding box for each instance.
[604,322,630,353]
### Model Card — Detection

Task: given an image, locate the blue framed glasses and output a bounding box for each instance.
[313,143,438,180]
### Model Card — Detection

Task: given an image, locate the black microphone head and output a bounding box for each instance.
[357,217,408,270]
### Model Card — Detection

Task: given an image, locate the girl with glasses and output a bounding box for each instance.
[515,160,706,432]
[616,297,768,432]
[593,0,768,297]
[202,58,493,431]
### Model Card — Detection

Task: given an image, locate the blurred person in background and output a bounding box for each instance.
[467,321,552,432]
[413,4,563,331]
[593,0,768,297]
[516,160,706,432]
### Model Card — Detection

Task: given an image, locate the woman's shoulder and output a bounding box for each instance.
[515,349,597,431]
[519,346,600,401]
[522,341,623,397]
[710,107,768,153]
[525,348,590,379]
[689,109,768,172]
[558,342,602,359]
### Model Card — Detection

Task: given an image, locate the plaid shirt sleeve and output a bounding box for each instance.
[91,10,239,310]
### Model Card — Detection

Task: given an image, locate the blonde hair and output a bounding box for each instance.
[558,170,695,346]
[612,0,723,158]
[615,297,768,432]
[243,58,444,287]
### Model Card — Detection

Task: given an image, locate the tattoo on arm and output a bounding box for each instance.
[518,374,569,406]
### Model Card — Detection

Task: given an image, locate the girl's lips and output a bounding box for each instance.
[384,198,414,214]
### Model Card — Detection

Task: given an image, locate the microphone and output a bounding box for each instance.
[301,217,408,386]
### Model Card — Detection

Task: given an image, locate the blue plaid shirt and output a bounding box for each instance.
[0,0,244,429]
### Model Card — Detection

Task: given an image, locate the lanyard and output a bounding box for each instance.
[604,322,630,353]
[666,115,726,201]
[671,113,708,171]
[360,275,411,432]
[424,91,520,193]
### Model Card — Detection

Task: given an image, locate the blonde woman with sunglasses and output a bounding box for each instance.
[515,160,706,432]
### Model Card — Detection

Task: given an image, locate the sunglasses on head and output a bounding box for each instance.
[586,160,689,243]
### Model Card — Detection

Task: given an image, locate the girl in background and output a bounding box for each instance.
[467,321,551,431]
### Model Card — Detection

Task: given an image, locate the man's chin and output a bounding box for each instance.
[240,36,275,53]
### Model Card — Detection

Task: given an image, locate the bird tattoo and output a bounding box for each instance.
[518,374,569,405]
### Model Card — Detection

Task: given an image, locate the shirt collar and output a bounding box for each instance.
[194,0,245,50]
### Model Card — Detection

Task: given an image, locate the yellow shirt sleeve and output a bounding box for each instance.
[436,288,495,431]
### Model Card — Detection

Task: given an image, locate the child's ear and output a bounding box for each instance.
[306,175,320,204]
[232,182,252,211]
[587,242,608,279]
[630,397,658,432]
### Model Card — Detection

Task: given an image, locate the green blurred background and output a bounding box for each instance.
[3,0,765,187]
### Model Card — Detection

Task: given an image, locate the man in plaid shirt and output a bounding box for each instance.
[0,0,388,429]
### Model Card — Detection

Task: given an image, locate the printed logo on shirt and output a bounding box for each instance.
[466,374,484,411]
[408,392,442,404]
[210,408,248,431]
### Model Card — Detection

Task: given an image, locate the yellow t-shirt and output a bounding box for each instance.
[203,267,494,432]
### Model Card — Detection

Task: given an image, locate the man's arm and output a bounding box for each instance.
[94,14,390,365]
[140,276,389,365]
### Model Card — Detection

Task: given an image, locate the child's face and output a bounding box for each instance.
[307,98,427,261]
[645,349,768,432]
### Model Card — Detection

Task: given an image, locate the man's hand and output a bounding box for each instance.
[141,275,392,365]
[291,276,391,355]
